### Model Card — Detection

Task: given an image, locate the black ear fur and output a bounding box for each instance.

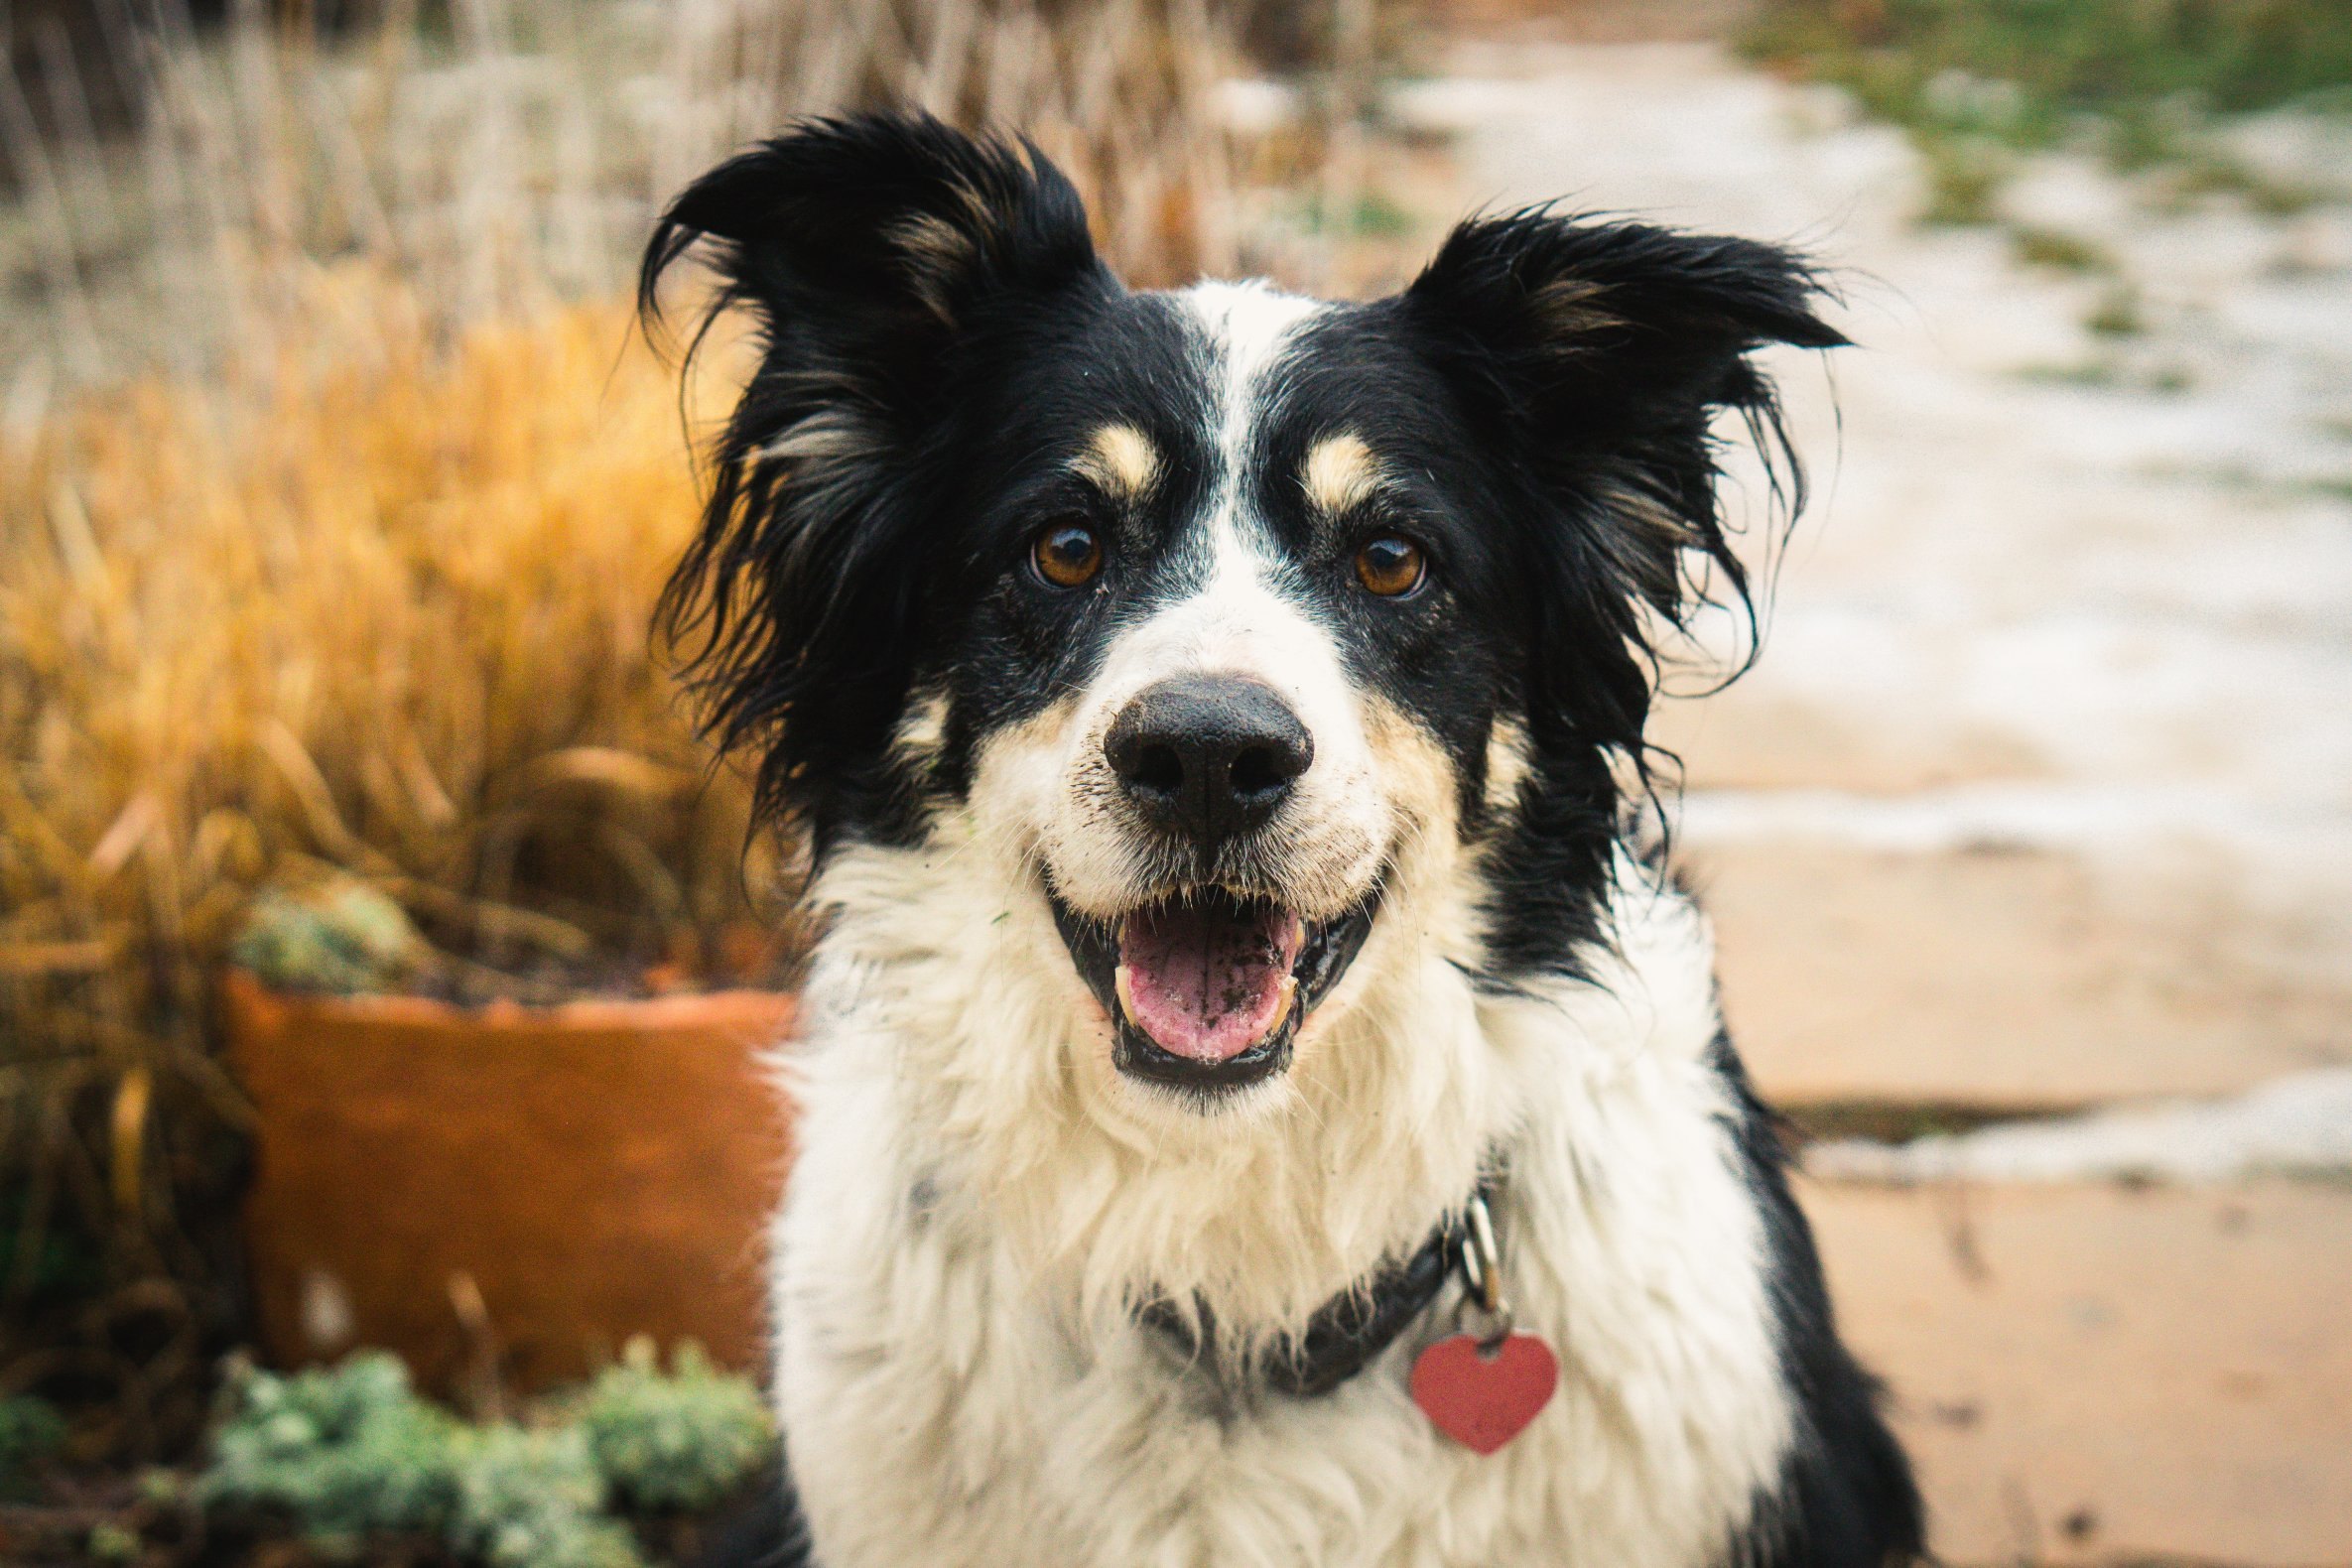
[1403,213,1842,984]
[1405,209,1843,625]
[1403,208,1841,743]
[640,113,1108,849]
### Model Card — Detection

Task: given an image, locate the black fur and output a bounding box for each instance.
[646,112,1916,1568]
[641,113,1115,853]
[1386,213,1846,983]
[691,1455,814,1568]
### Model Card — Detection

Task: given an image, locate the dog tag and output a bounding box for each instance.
[1410,1331,1559,1455]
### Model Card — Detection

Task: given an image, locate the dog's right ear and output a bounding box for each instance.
[641,112,1103,416]
[641,115,1106,847]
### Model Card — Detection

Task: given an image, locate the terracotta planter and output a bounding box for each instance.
[222,970,793,1394]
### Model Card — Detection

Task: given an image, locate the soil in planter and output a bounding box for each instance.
[397,917,806,1009]
[231,874,811,1010]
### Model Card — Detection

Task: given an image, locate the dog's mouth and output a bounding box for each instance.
[1050,885,1377,1096]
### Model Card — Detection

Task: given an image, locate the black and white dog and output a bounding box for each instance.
[645,113,1922,1568]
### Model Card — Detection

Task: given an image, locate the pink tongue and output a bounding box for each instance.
[1117,900,1303,1063]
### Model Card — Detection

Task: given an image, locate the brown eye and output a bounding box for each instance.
[1354,536,1426,597]
[1032,521,1103,588]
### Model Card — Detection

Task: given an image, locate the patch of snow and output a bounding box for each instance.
[1677,784,2351,855]
[1807,1069,2352,1184]
[1217,77,1302,134]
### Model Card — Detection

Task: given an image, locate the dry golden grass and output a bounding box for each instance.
[0,276,774,1448]
[1,276,755,982]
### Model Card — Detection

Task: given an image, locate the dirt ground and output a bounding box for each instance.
[1379,22,2352,1566]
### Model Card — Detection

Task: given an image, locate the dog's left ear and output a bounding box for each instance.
[1401,211,1844,622]
[639,115,1108,845]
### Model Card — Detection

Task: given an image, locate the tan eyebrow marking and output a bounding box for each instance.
[1302,432,1385,517]
[1073,423,1161,500]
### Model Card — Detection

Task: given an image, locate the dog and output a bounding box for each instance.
[643,112,1923,1568]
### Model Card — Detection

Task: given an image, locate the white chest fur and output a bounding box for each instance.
[768,848,1793,1568]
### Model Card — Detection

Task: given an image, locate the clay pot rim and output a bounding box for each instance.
[219,966,795,1034]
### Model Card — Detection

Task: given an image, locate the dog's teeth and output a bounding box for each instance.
[1266,974,1298,1036]
[1113,964,1141,1028]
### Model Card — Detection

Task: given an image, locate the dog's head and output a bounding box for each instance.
[645,114,1838,1111]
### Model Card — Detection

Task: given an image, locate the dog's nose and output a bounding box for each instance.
[1105,675,1313,844]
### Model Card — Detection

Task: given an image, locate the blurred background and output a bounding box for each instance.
[2,1,2346,1563]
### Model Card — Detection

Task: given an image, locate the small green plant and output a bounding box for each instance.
[2169,149,2324,215]
[582,1339,776,1513]
[1917,135,2009,225]
[2016,357,2194,395]
[197,1354,462,1548]
[2086,283,2147,338]
[1297,188,1418,237]
[2016,358,2122,389]
[86,1520,142,1561]
[2102,93,2201,171]
[452,1425,642,1568]
[229,879,425,995]
[2009,224,2113,274]
[196,1348,776,1563]
[0,1394,65,1499]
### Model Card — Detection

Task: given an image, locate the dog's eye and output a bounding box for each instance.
[1354,536,1426,597]
[1031,521,1104,588]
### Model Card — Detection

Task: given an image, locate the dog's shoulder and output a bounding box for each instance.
[1565,859,1925,1566]
[1709,1033,1926,1568]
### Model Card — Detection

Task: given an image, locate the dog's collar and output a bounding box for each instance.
[1138,1177,1502,1398]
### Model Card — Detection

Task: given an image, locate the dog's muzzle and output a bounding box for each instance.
[1051,674,1376,1098]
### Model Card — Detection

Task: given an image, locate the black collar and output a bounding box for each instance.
[1138,1179,1496,1398]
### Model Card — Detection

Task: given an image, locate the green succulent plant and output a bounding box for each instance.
[581,1339,776,1513]
[197,1354,460,1550]
[195,1345,773,1563]
[229,879,423,995]
[0,1394,65,1500]
[453,1424,644,1568]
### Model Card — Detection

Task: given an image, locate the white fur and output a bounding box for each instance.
[764,283,1793,1567]
[773,849,1787,1568]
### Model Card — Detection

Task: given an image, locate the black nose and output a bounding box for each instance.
[1105,675,1314,844]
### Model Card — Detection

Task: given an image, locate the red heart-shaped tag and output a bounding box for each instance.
[1409,1331,1560,1455]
